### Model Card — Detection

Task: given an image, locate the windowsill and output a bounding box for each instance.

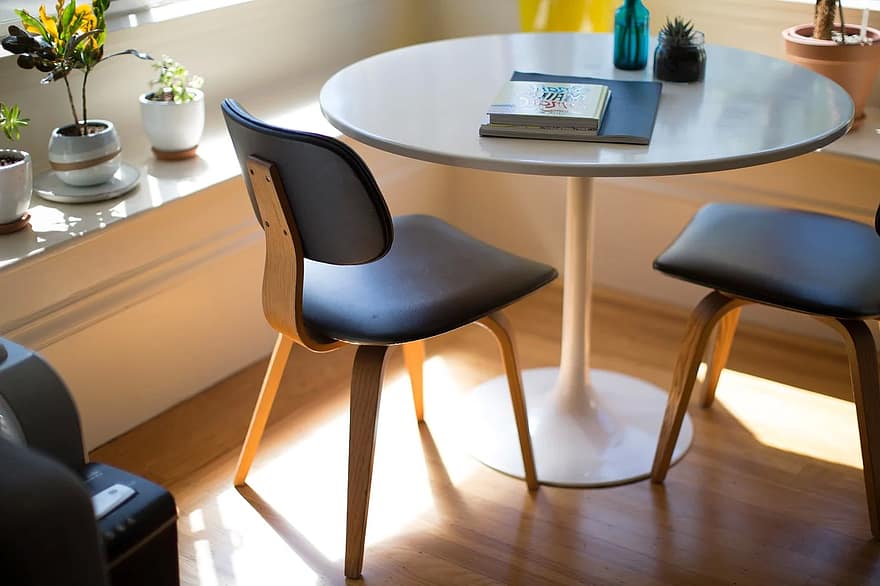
[0,74,340,271]
[817,106,880,163]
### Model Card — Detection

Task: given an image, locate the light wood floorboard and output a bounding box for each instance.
[92,285,880,585]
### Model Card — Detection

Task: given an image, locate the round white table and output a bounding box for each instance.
[320,33,853,487]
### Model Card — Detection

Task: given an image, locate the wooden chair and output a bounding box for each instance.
[221,99,558,578]
[650,202,880,539]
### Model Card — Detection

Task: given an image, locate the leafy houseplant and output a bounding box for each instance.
[2,0,150,186]
[782,1,880,127]
[0,102,33,232]
[653,17,706,83]
[0,104,30,142]
[139,55,206,159]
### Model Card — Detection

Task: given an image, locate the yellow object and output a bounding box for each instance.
[519,0,613,33]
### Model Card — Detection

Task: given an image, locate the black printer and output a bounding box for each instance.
[0,337,179,586]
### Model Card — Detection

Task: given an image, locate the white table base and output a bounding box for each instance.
[467,368,693,486]
[466,177,693,487]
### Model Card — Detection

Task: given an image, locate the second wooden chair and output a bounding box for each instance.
[651,202,880,539]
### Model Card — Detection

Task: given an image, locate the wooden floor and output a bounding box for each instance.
[92,285,880,585]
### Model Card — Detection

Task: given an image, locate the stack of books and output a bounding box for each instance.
[480,72,663,145]
[480,80,611,141]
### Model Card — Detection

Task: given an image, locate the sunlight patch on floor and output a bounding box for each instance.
[234,358,474,563]
[187,354,490,582]
[715,369,861,469]
[193,539,220,586]
[418,355,488,483]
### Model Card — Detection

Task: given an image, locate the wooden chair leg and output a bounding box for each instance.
[825,318,880,539]
[345,345,390,579]
[234,333,295,486]
[477,311,539,491]
[701,307,742,408]
[651,291,747,484]
[402,340,425,423]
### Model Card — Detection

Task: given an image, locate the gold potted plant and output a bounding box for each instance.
[2,0,150,188]
[0,102,32,233]
[783,0,880,127]
[139,55,205,160]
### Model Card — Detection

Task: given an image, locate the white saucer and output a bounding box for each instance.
[34,163,141,204]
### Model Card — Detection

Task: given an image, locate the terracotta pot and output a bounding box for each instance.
[782,24,880,126]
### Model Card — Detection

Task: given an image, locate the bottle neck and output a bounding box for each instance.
[624,0,640,7]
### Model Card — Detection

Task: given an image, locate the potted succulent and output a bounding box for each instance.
[653,17,706,82]
[139,55,205,160]
[783,0,880,127]
[1,0,150,186]
[0,102,32,233]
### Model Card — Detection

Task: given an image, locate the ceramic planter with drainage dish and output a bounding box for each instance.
[139,88,205,160]
[0,149,31,226]
[48,120,121,187]
[783,24,880,127]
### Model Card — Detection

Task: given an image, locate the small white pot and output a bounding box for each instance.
[0,150,32,225]
[139,88,205,159]
[48,120,121,187]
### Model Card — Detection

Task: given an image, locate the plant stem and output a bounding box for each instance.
[838,0,847,44]
[63,76,81,135]
[81,69,90,134]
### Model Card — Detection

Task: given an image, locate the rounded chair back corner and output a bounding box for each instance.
[875,201,880,238]
[221,98,393,265]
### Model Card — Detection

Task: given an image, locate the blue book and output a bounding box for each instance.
[482,71,662,145]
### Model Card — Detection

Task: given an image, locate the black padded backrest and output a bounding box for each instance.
[222,99,393,265]
[875,201,880,237]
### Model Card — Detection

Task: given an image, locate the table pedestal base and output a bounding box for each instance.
[466,367,693,487]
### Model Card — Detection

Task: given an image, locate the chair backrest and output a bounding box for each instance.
[875,202,880,238]
[221,99,393,265]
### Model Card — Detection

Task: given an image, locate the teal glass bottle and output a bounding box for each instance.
[613,0,650,70]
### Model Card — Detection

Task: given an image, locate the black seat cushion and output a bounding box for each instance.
[302,215,558,344]
[654,203,880,319]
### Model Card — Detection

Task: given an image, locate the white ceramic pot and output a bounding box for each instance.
[0,150,32,225]
[139,88,205,159]
[48,120,121,187]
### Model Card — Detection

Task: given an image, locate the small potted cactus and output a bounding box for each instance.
[653,17,706,83]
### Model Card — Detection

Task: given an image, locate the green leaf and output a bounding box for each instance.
[0,102,30,141]
[60,1,76,40]
[15,9,49,39]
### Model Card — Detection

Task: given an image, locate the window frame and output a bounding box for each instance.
[0,0,253,41]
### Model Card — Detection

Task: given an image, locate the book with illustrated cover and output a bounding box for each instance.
[486,81,611,130]
[479,122,600,141]
[479,71,663,145]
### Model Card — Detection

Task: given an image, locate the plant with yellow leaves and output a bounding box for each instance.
[1,0,150,136]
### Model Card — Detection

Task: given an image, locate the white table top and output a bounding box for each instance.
[320,33,853,177]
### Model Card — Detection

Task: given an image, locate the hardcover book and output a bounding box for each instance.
[479,71,663,145]
[486,81,611,130]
